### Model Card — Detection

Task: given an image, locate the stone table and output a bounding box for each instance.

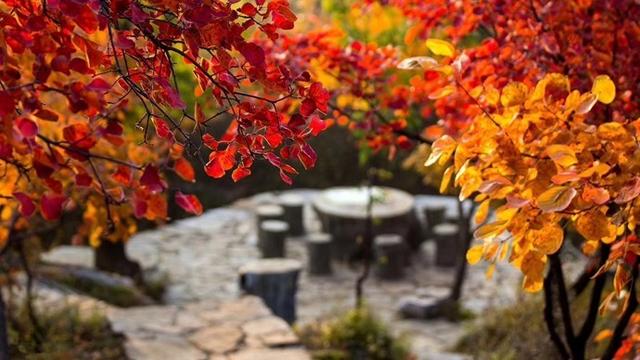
[312,186,416,260]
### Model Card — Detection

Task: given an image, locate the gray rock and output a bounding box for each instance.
[40,245,94,268]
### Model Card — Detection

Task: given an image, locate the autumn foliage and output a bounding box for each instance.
[0,0,327,245]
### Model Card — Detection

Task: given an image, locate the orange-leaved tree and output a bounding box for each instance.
[423,37,637,358]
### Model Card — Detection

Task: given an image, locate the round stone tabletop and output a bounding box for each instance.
[312,186,414,220]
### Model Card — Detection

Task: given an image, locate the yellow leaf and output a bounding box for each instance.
[425,135,456,167]
[592,75,616,104]
[474,199,490,224]
[536,186,577,213]
[440,166,454,193]
[575,210,616,243]
[425,38,455,57]
[486,263,496,279]
[466,245,484,265]
[594,329,613,343]
[529,223,564,255]
[428,84,455,100]
[546,144,577,167]
[523,274,544,292]
[500,82,528,107]
[474,221,507,241]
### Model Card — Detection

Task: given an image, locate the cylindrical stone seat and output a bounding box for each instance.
[423,205,446,237]
[306,233,332,275]
[239,258,302,323]
[279,193,305,237]
[433,223,459,267]
[255,204,285,250]
[374,234,406,280]
[259,220,289,258]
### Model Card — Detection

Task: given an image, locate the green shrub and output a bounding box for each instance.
[8,302,125,359]
[297,307,412,360]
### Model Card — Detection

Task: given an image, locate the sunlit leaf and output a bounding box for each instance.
[425,38,455,57]
[592,75,616,104]
[536,186,577,213]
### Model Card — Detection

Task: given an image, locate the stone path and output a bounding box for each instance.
[118,189,523,358]
[42,190,526,358]
[107,295,310,360]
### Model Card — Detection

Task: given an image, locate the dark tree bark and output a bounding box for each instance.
[448,200,474,302]
[0,288,9,360]
[95,241,142,282]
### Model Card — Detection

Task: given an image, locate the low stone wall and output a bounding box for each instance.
[107,296,310,360]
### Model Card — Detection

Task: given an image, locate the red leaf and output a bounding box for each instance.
[152,117,173,140]
[174,157,195,182]
[240,3,258,16]
[113,165,132,185]
[298,144,317,169]
[133,196,147,218]
[13,192,35,217]
[231,167,251,182]
[0,91,14,117]
[76,172,93,187]
[140,165,166,193]
[63,123,96,150]
[237,42,266,70]
[202,134,218,149]
[86,77,111,93]
[16,118,38,138]
[205,158,225,178]
[41,194,66,221]
[175,192,203,215]
[309,115,326,136]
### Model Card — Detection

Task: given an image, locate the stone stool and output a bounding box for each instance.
[433,223,459,267]
[374,234,406,280]
[255,204,285,249]
[259,220,289,258]
[239,259,302,323]
[278,193,305,237]
[423,205,446,237]
[306,233,332,275]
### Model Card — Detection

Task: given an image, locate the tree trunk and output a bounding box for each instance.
[94,241,142,282]
[0,288,9,360]
[448,200,472,302]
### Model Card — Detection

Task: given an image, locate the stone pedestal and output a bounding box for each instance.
[433,223,459,267]
[306,233,332,275]
[239,259,302,323]
[279,194,305,237]
[259,221,289,258]
[374,234,406,280]
[423,205,446,237]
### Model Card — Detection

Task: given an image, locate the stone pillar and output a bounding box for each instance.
[374,234,406,280]
[259,220,289,258]
[278,194,305,237]
[433,223,459,267]
[306,233,332,275]
[239,259,302,323]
